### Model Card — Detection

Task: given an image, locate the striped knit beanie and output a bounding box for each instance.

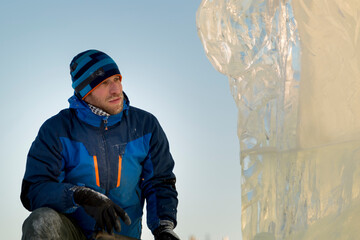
[70,49,122,99]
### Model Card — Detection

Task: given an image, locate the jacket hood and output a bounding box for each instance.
[68,92,130,127]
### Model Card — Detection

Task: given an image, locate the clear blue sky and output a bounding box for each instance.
[0,1,241,239]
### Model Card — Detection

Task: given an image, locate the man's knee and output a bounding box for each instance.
[22,207,65,240]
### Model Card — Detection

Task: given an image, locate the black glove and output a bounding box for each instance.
[72,186,131,234]
[153,220,180,240]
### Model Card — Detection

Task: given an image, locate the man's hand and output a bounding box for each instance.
[155,232,180,240]
[72,186,131,234]
[153,220,180,240]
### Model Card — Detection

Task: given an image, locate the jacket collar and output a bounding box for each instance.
[68,92,130,128]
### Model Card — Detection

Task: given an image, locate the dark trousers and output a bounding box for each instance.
[22,207,139,240]
[22,207,87,240]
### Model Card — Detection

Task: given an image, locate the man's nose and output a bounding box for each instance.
[109,81,121,94]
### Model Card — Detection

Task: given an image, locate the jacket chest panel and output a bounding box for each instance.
[60,129,149,196]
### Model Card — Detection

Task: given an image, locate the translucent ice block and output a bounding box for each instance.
[196,0,360,239]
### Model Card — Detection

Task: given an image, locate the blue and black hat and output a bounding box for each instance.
[70,49,122,99]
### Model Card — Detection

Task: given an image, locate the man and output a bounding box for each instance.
[21,49,180,240]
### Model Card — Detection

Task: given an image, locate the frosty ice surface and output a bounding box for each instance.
[197,0,360,239]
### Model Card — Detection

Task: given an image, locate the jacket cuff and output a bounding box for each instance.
[63,185,81,213]
[153,220,179,239]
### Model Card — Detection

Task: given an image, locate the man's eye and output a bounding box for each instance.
[102,81,109,85]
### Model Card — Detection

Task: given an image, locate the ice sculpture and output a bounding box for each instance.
[196,0,360,239]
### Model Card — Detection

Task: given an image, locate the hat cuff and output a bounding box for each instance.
[81,74,122,100]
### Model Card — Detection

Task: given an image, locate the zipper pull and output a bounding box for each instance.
[104,117,108,131]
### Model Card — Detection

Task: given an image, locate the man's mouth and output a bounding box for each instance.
[108,96,122,103]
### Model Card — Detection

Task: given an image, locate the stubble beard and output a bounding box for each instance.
[87,92,124,115]
[104,92,124,115]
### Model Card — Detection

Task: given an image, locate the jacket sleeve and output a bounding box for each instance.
[20,117,77,213]
[141,117,178,232]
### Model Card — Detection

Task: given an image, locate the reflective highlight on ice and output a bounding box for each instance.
[197,0,360,239]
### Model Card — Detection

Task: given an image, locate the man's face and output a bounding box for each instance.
[84,75,124,115]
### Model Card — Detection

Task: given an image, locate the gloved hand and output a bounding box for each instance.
[72,186,131,234]
[153,220,180,240]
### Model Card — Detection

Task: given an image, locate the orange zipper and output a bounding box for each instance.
[116,156,122,187]
[93,156,100,187]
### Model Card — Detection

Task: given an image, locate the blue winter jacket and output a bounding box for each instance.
[21,93,178,239]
